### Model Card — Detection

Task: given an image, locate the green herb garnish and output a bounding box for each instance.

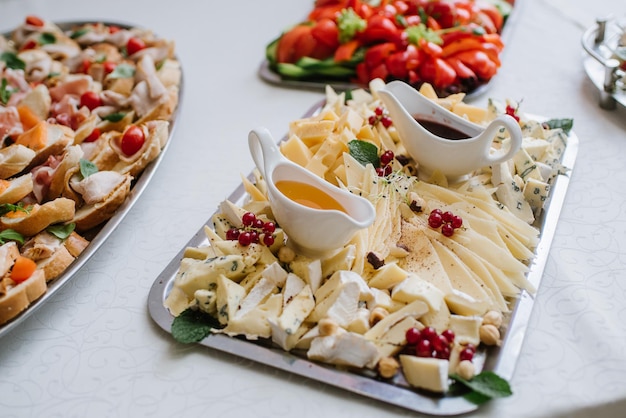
[70,27,90,39]
[337,8,367,43]
[348,139,380,168]
[79,158,98,178]
[0,52,26,71]
[108,63,135,79]
[0,229,25,245]
[450,371,513,405]
[0,78,15,105]
[543,118,573,135]
[102,112,126,122]
[0,203,31,217]
[47,223,76,240]
[171,308,220,344]
[38,32,56,46]
[406,23,443,45]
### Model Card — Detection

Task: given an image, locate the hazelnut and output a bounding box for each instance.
[456,360,475,380]
[278,246,295,263]
[482,310,503,328]
[378,356,400,379]
[369,307,389,326]
[479,324,501,346]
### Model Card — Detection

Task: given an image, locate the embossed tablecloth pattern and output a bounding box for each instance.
[1,0,626,417]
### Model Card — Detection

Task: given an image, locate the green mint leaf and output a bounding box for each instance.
[171,308,219,344]
[108,63,135,79]
[79,158,98,178]
[0,229,25,244]
[102,112,126,122]
[0,52,26,71]
[46,223,76,240]
[348,139,380,168]
[543,118,573,135]
[38,32,56,46]
[451,371,513,404]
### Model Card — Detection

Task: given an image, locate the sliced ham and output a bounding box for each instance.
[0,106,23,140]
[48,74,92,102]
[70,170,126,205]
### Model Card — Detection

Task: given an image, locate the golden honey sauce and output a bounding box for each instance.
[275,180,347,213]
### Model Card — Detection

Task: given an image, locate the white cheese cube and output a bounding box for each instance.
[400,356,450,393]
[391,273,445,312]
[308,332,379,369]
[449,314,482,346]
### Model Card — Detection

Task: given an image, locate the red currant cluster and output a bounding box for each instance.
[225,212,276,247]
[406,326,455,359]
[428,209,463,237]
[375,149,395,177]
[505,103,520,122]
[368,106,393,128]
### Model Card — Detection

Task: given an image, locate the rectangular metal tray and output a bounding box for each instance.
[148,102,578,416]
[0,20,183,338]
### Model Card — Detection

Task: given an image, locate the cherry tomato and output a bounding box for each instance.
[120,125,145,156]
[103,61,117,74]
[386,51,409,79]
[84,128,101,143]
[311,18,340,49]
[419,57,456,88]
[126,37,146,56]
[20,40,37,51]
[25,15,44,27]
[453,50,497,79]
[359,15,401,45]
[80,91,102,111]
[108,25,121,34]
[364,42,397,69]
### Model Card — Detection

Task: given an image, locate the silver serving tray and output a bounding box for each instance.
[0,20,183,337]
[148,100,578,415]
[258,0,524,101]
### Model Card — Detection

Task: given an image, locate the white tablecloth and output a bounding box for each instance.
[1,0,626,417]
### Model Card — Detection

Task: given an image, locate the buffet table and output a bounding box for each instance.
[1,0,626,417]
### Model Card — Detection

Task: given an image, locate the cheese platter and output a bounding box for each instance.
[148,80,578,415]
[0,17,182,336]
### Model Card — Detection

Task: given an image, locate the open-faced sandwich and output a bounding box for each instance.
[0,15,181,325]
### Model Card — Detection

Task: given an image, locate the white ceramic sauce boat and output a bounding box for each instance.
[248,128,376,257]
[377,80,523,181]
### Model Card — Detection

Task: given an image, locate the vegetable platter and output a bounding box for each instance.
[0,16,182,336]
[260,0,519,98]
[149,79,578,415]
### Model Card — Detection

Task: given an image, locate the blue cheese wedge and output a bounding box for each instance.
[308,331,379,369]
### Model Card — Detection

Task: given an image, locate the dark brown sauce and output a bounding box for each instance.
[414,117,471,140]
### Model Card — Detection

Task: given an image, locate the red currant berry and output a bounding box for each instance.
[384,164,392,176]
[263,221,276,234]
[428,212,443,228]
[451,215,463,229]
[432,334,449,352]
[431,208,443,216]
[263,234,275,246]
[405,327,421,345]
[381,116,393,128]
[441,329,455,345]
[435,346,451,360]
[238,231,252,246]
[465,343,476,353]
[442,211,454,223]
[226,228,240,241]
[375,167,385,177]
[242,212,256,226]
[416,339,433,357]
[380,150,394,166]
[441,223,455,237]
[249,230,259,243]
[374,106,384,116]
[459,347,475,362]
[421,326,437,343]
[368,115,378,126]
[253,218,265,229]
